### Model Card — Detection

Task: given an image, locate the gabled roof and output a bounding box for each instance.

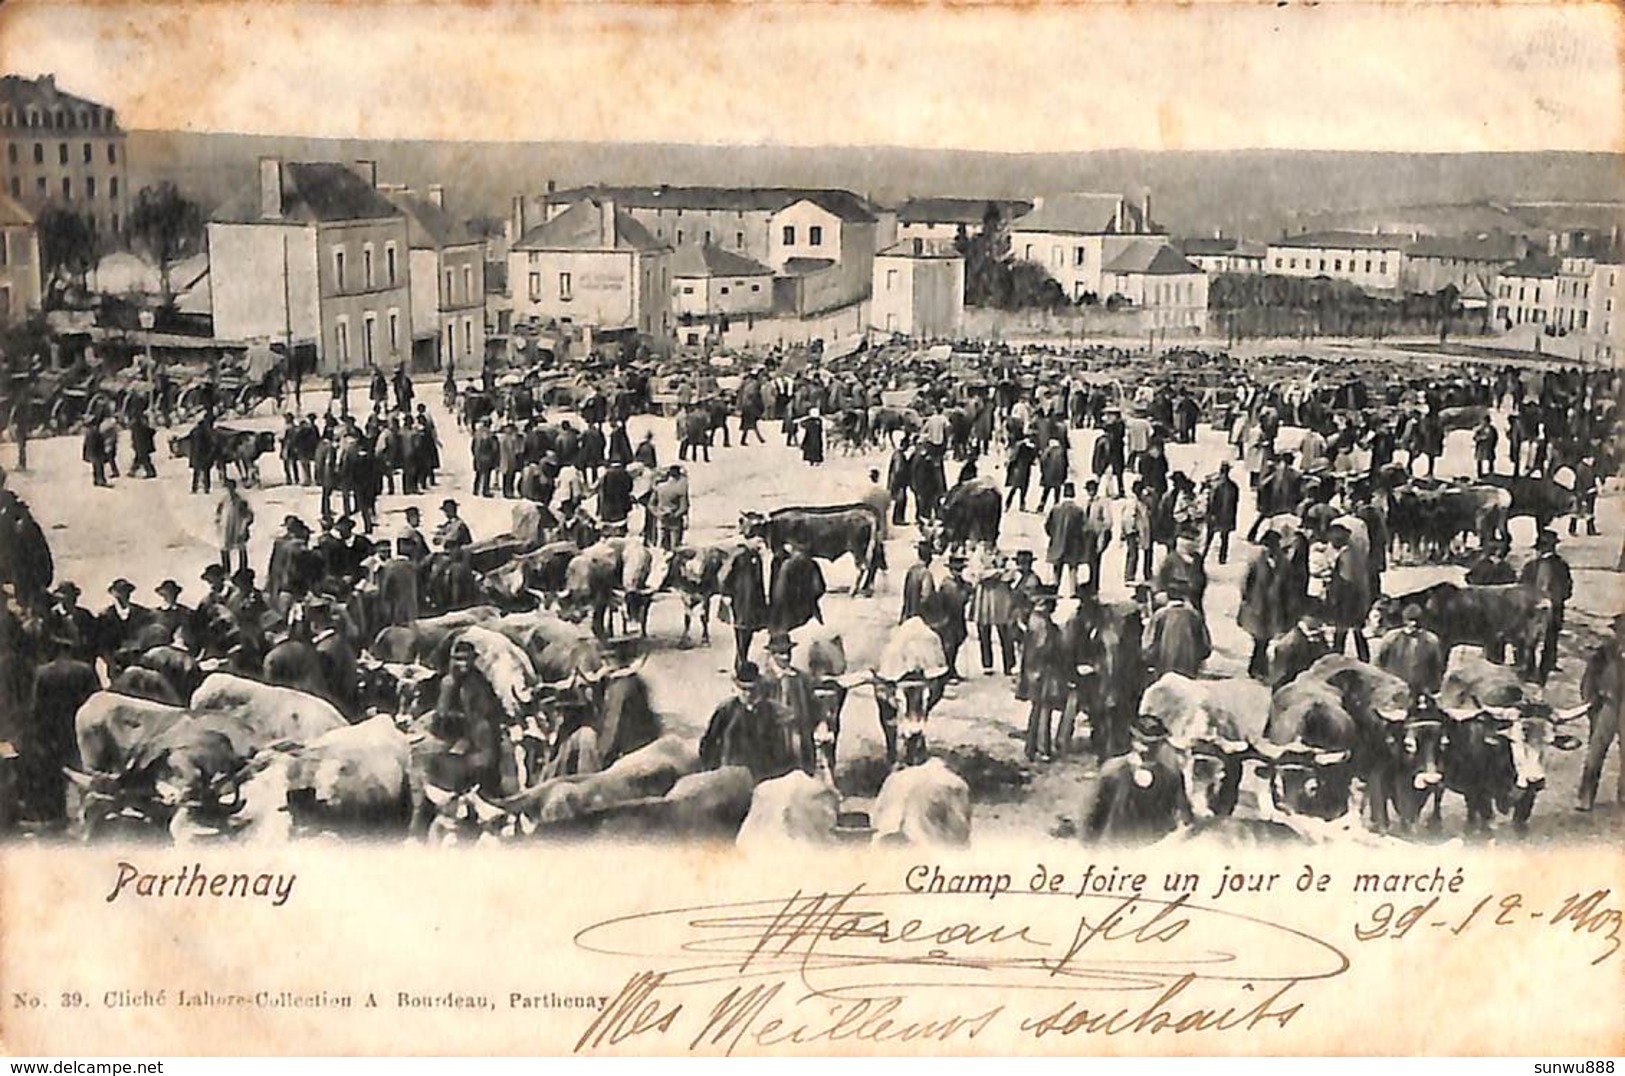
[1404,233,1524,262]
[670,243,774,278]
[895,198,1033,225]
[0,75,119,128]
[0,190,36,227]
[1270,230,1409,251]
[213,163,403,225]
[1102,241,1201,276]
[783,257,837,276]
[1009,193,1151,236]
[878,238,963,260]
[513,199,666,252]
[1498,254,1561,279]
[385,191,476,249]
[543,185,878,223]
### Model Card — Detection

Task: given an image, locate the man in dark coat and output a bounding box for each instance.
[433,639,507,796]
[151,579,194,649]
[1004,434,1038,511]
[1204,461,1240,564]
[769,541,825,635]
[25,635,100,823]
[1271,612,1332,688]
[722,539,769,676]
[698,662,797,782]
[887,440,913,526]
[45,582,99,665]
[1239,531,1288,679]
[1143,591,1211,678]
[1083,715,1191,843]
[129,409,158,478]
[901,542,936,623]
[597,461,634,524]
[924,554,972,681]
[761,633,819,774]
[1045,482,1087,596]
[311,602,359,716]
[83,414,111,487]
[1324,524,1371,661]
[1037,438,1069,512]
[1465,537,1517,586]
[1376,605,1446,697]
[1521,530,1572,685]
[1154,534,1207,614]
[98,578,152,677]
[320,516,373,584]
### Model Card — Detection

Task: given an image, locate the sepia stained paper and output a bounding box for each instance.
[0,0,1622,1058]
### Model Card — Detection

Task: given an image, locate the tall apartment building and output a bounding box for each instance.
[0,74,130,240]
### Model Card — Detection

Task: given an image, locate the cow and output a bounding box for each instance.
[662,541,744,646]
[1439,405,1490,432]
[559,540,624,638]
[593,767,757,842]
[370,606,501,664]
[353,655,438,717]
[1479,474,1577,536]
[73,692,190,777]
[1388,484,1510,562]
[1373,581,1544,674]
[109,666,185,706]
[739,504,882,596]
[188,673,350,742]
[448,625,539,724]
[500,735,697,829]
[1300,654,1417,832]
[736,771,840,849]
[1263,676,1359,821]
[872,617,949,768]
[936,478,1003,550]
[870,758,971,847]
[1140,673,1268,823]
[788,626,855,781]
[168,426,278,486]
[869,406,923,446]
[479,541,579,611]
[1410,699,1576,834]
[1248,740,1356,823]
[615,536,666,638]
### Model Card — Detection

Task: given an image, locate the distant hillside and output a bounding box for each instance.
[128,130,1625,241]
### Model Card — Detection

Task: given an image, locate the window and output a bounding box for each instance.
[809,226,823,246]
[363,244,375,288]
[886,268,898,292]
[462,265,473,302]
[58,142,67,165]
[1024,244,1033,260]
[704,230,712,245]
[85,176,94,199]
[32,143,42,164]
[82,142,92,163]
[109,176,118,199]
[108,143,116,165]
[1380,260,1388,274]
[0,235,6,266]
[1318,259,1326,271]
[720,286,730,296]
[463,318,473,358]
[1051,246,1063,268]
[35,178,45,196]
[736,232,744,249]
[385,242,397,285]
[750,284,760,293]
[1290,258,1297,270]
[681,285,694,296]
[676,230,683,244]
[1579,310,1589,330]
[1075,247,1086,267]
[1334,259,1342,272]
[558,272,572,300]
[334,248,347,290]
[110,212,119,233]
[528,273,541,301]
[782,225,796,245]
[388,309,400,352]
[1365,260,1372,273]
[362,313,377,365]
[1519,286,1526,301]
[61,177,71,200]
[335,318,351,365]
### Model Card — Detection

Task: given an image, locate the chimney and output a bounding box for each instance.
[1142,191,1152,233]
[601,199,617,246]
[1548,233,1559,256]
[912,237,924,256]
[351,159,377,187]
[259,157,283,220]
[511,194,527,242]
[426,184,444,209]
[1114,198,1124,233]
[546,178,556,194]
[1214,227,1223,240]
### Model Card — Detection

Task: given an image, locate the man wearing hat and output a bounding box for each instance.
[152,579,193,649]
[901,542,937,624]
[1376,603,1446,697]
[1154,531,1208,615]
[433,638,507,797]
[923,553,971,682]
[1003,433,1038,512]
[435,499,472,552]
[1082,714,1191,843]
[1022,584,1070,761]
[215,475,254,574]
[1521,530,1572,685]
[44,582,98,665]
[22,631,100,824]
[1036,437,1069,513]
[1205,462,1240,565]
[267,516,310,601]
[1324,523,1372,661]
[320,516,373,585]
[972,550,1020,678]
[1045,481,1087,598]
[470,418,499,498]
[398,506,430,564]
[698,661,798,782]
[760,632,819,774]
[309,600,358,715]
[1143,587,1211,679]
[1238,530,1288,680]
[1465,536,1517,585]
[1271,611,1333,689]
[98,578,152,677]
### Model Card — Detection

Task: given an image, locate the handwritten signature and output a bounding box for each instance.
[570,886,1350,1053]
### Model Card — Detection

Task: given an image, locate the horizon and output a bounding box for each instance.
[1,2,1621,155]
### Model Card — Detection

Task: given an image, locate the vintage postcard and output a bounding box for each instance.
[0,0,1621,1059]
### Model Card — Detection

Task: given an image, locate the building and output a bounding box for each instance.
[1589,257,1623,364]
[1007,192,1161,302]
[509,198,672,338]
[208,159,413,373]
[894,198,1033,244]
[670,243,774,324]
[1401,233,1525,296]
[515,185,878,315]
[0,74,130,240]
[1099,241,1209,333]
[1175,235,1267,276]
[0,190,41,325]
[1265,231,1407,292]
[871,237,965,339]
[1493,254,1559,328]
[382,184,487,373]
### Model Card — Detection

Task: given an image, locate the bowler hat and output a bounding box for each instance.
[155,579,183,597]
[441,498,460,512]
[734,661,761,686]
[1130,714,1170,743]
[54,581,80,598]
[1536,530,1559,551]
[108,578,135,596]
[201,564,226,582]
[766,632,794,654]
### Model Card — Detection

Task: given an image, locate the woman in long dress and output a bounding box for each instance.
[801,409,825,466]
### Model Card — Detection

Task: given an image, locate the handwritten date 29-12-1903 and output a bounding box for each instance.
[1355,888,1620,964]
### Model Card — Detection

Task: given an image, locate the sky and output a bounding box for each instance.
[1,1,1621,154]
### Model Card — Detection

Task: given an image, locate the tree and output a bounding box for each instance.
[128,183,205,302]
[36,206,99,306]
[467,215,506,241]
[959,202,1014,308]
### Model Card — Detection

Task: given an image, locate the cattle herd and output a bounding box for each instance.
[0,339,1619,850]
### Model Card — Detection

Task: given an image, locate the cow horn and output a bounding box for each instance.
[1219,738,1250,754]
[1553,702,1590,725]
[1313,749,1351,767]
[62,767,97,788]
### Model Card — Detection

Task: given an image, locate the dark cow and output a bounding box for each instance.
[1388,483,1510,562]
[168,426,278,485]
[370,607,502,664]
[869,406,922,445]
[109,666,185,706]
[479,541,578,610]
[936,478,1003,549]
[1373,582,1543,674]
[1264,674,1359,821]
[1062,598,1147,762]
[739,505,882,595]
[1410,699,1578,834]
[1438,405,1490,432]
[663,542,742,645]
[1479,474,1577,535]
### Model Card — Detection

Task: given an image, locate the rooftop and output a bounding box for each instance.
[0,189,36,227]
[1009,193,1153,236]
[895,197,1034,225]
[1498,253,1561,279]
[543,185,878,223]
[1271,230,1411,251]
[0,74,120,130]
[1102,241,1202,276]
[878,238,964,260]
[513,198,667,252]
[1404,233,1524,262]
[384,190,476,249]
[214,162,403,225]
[1177,236,1267,258]
[670,243,775,278]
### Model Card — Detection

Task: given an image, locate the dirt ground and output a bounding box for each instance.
[8,378,1622,844]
